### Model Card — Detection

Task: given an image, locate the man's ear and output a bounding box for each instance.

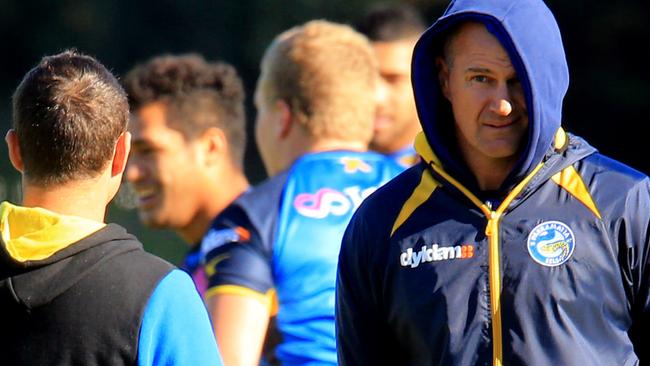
[111,132,131,177]
[436,57,451,100]
[5,129,24,173]
[276,99,293,139]
[199,127,227,166]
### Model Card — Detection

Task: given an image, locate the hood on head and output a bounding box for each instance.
[412,0,569,191]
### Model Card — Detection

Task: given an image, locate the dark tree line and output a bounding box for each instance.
[1,0,648,261]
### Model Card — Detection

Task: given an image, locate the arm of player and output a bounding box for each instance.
[201,221,276,366]
[206,292,271,366]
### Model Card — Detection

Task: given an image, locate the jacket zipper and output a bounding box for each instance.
[485,209,503,366]
[427,162,545,366]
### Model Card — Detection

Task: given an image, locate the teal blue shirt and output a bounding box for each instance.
[138,269,222,366]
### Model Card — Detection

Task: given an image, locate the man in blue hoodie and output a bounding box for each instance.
[336,0,649,365]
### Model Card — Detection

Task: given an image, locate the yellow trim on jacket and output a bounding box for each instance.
[0,201,105,262]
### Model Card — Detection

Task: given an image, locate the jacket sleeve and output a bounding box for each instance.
[625,179,650,362]
[336,208,398,365]
[138,269,223,366]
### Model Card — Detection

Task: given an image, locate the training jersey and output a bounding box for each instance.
[182,245,207,295]
[201,150,402,365]
[385,145,419,170]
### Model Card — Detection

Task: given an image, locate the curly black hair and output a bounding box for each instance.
[122,54,246,167]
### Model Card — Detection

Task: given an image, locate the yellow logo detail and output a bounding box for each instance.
[340,157,372,173]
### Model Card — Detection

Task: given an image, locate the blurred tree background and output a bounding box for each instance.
[1,0,648,264]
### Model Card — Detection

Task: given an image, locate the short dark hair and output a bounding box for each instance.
[356,3,426,42]
[122,54,247,169]
[12,50,129,186]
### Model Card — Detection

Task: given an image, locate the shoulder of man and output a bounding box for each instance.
[354,161,430,232]
[201,171,290,258]
[138,269,222,366]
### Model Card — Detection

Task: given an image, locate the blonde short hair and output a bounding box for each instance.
[260,20,378,144]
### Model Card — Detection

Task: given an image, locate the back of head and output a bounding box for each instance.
[356,3,426,42]
[122,54,247,168]
[12,50,128,187]
[260,20,378,144]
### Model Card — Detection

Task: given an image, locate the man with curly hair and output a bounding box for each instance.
[123,54,249,294]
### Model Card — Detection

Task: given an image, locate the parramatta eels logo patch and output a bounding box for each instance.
[527,221,575,267]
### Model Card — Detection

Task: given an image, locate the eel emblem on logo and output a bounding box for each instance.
[527,221,575,267]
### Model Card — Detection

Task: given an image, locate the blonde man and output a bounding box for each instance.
[201,20,401,366]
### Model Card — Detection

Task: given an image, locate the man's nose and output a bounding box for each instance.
[375,77,390,107]
[494,99,512,116]
[490,85,513,116]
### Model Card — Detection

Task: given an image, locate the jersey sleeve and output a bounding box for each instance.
[138,269,222,366]
[201,207,275,306]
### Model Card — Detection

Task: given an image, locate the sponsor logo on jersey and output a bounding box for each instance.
[527,220,575,267]
[200,226,250,256]
[293,186,377,219]
[339,157,372,173]
[400,244,474,268]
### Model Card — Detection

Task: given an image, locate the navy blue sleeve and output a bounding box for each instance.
[138,269,222,366]
[624,178,650,362]
[201,206,275,301]
[336,206,398,365]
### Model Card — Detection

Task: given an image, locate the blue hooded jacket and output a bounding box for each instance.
[336,0,650,365]
[412,0,569,193]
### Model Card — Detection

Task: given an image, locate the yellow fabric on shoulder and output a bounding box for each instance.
[0,201,106,262]
[414,131,442,167]
[391,169,439,236]
[388,132,445,236]
[551,166,602,219]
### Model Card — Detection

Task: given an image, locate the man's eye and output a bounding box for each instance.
[472,75,489,83]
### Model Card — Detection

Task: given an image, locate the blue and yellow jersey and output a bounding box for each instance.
[181,245,207,296]
[201,150,401,365]
[384,145,419,170]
